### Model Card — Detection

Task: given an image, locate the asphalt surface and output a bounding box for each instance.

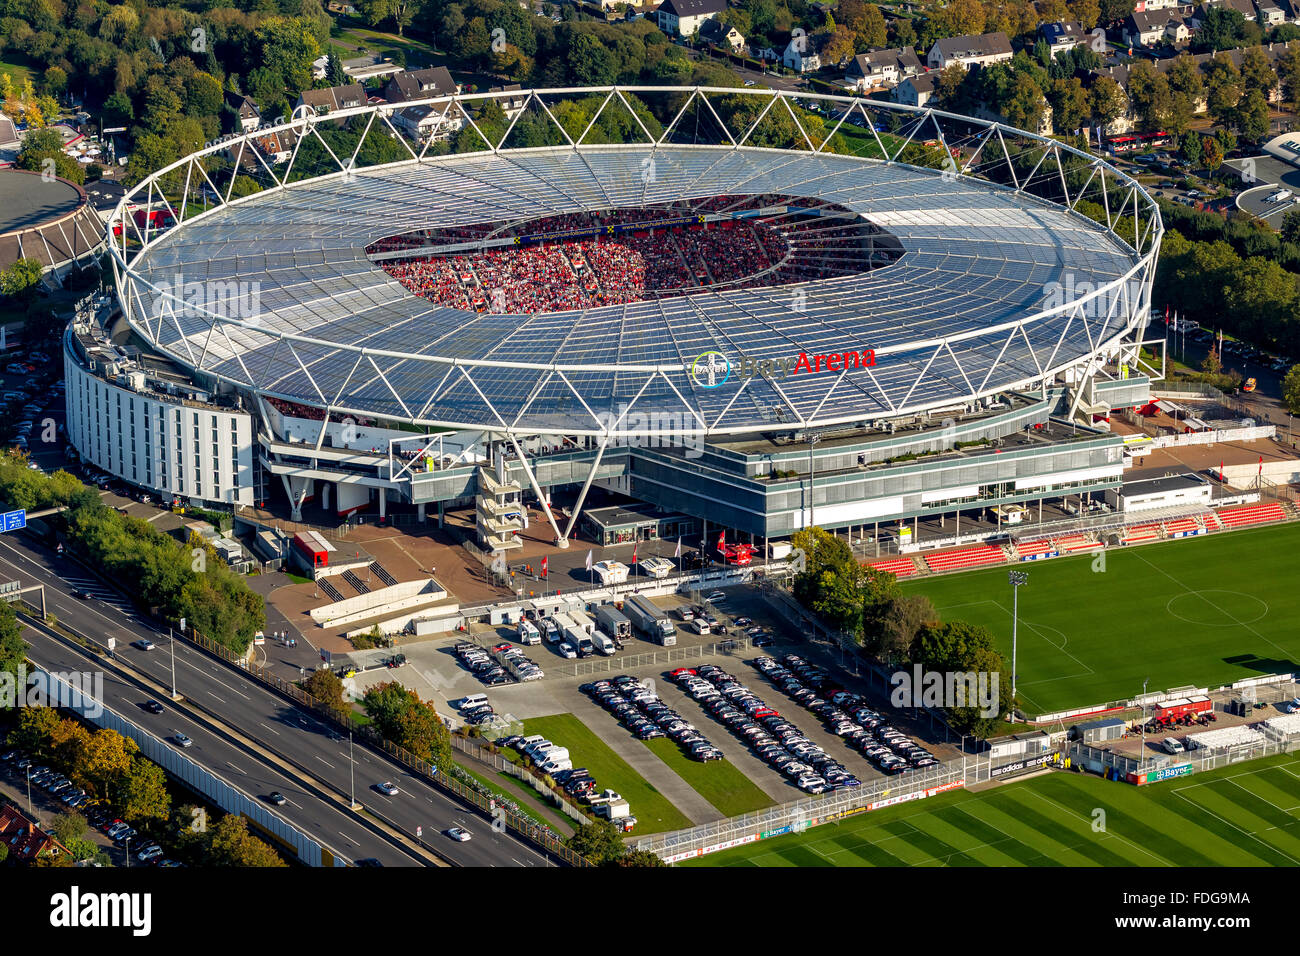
[0,532,553,868]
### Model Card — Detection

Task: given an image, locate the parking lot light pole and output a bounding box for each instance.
[349,732,358,810]
[169,627,178,700]
[1141,677,1149,755]
[1009,571,1028,721]
[26,766,32,815]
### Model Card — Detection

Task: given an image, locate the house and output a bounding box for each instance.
[700,18,745,52]
[1121,9,1190,45]
[384,67,459,104]
[224,92,262,132]
[0,804,68,862]
[1039,21,1088,56]
[1133,0,1180,10]
[654,0,727,37]
[926,32,1014,70]
[239,126,301,165]
[844,47,923,92]
[1191,0,1258,23]
[391,103,464,143]
[295,83,367,118]
[783,33,824,72]
[1256,0,1287,25]
[489,84,528,120]
[895,71,939,107]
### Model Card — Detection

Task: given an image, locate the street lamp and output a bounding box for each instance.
[26,765,32,815]
[1140,677,1150,755]
[1008,570,1028,721]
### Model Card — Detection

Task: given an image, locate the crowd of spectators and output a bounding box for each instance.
[374,195,900,313]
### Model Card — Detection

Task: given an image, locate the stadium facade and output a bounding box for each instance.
[72,87,1163,551]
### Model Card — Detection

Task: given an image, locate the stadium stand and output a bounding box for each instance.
[923,543,1007,573]
[1215,502,1287,528]
[1164,516,1205,537]
[1014,539,1059,561]
[1055,533,1102,553]
[1121,522,1163,545]
[867,556,920,578]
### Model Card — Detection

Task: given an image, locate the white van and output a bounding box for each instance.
[459,694,489,712]
[591,632,616,656]
[517,619,541,645]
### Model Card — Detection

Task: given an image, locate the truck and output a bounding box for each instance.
[594,605,632,645]
[556,612,592,656]
[769,541,793,560]
[517,619,541,645]
[548,612,576,645]
[567,608,596,636]
[592,560,629,585]
[590,631,616,656]
[623,593,677,646]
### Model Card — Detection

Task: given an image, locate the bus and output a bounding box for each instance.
[1104,131,1171,154]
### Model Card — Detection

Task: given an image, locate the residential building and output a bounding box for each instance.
[1039,21,1089,56]
[844,47,924,91]
[654,0,727,37]
[783,33,823,72]
[895,72,939,107]
[295,83,367,118]
[225,92,262,132]
[384,67,459,104]
[0,804,69,863]
[926,32,1014,70]
[311,53,403,83]
[700,17,746,51]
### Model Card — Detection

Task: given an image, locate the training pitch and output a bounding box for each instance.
[686,753,1300,866]
[898,522,1300,716]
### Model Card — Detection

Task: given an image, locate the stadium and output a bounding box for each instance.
[70,87,1163,551]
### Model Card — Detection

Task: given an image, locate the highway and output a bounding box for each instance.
[0,532,553,868]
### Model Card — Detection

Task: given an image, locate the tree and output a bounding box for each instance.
[0,258,44,298]
[614,848,667,867]
[42,66,67,96]
[1202,134,1224,171]
[119,757,171,824]
[1127,60,1172,131]
[1049,77,1090,133]
[875,594,939,663]
[567,819,625,864]
[1282,364,1300,414]
[1003,72,1049,132]
[303,667,349,718]
[1202,344,1223,375]
[1280,48,1300,113]
[1090,76,1127,130]
[361,682,452,767]
[207,815,288,866]
[1180,129,1203,167]
[50,812,88,847]
[1234,89,1270,142]
[0,598,26,686]
[1240,45,1276,99]
[1204,53,1243,125]
[11,707,61,757]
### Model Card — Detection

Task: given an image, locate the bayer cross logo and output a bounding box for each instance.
[690,351,731,389]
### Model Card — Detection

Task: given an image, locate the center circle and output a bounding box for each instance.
[1165,590,1269,627]
[366,195,903,315]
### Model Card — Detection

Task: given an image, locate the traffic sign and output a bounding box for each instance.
[0,509,26,533]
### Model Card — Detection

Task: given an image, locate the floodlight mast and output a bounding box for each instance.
[1009,570,1028,721]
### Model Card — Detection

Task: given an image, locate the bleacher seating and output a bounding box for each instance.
[867,556,920,578]
[1215,502,1287,529]
[1014,539,1058,561]
[1121,522,1163,545]
[1164,516,1203,537]
[924,543,1007,573]
[1055,533,1101,553]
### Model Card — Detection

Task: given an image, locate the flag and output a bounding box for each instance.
[1164,304,1170,323]
[1220,460,1225,481]
[585,550,593,572]
[541,556,548,578]
[674,537,681,558]
[716,530,726,553]
[631,542,638,565]
[1259,455,1264,477]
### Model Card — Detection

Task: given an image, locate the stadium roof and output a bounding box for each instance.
[113,88,1160,438]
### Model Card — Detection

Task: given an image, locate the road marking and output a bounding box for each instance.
[209,692,225,703]
[258,722,280,736]
[225,761,245,775]
[315,756,335,769]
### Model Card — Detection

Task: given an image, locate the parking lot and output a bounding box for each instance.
[351,582,963,828]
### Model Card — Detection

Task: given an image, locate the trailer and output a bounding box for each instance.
[1152,696,1213,726]
[592,560,629,585]
[623,593,677,646]
[594,605,632,645]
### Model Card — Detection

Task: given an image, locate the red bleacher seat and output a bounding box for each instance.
[1121,523,1163,545]
[1164,517,1201,536]
[1215,502,1286,528]
[1015,539,1056,558]
[923,544,1006,573]
[1055,533,1101,553]
[867,557,918,578]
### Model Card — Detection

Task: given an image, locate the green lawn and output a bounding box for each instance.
[643,737,774,818]
[900,522,1300,716]
[522,713,693,835]
[688,753,1300,866]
